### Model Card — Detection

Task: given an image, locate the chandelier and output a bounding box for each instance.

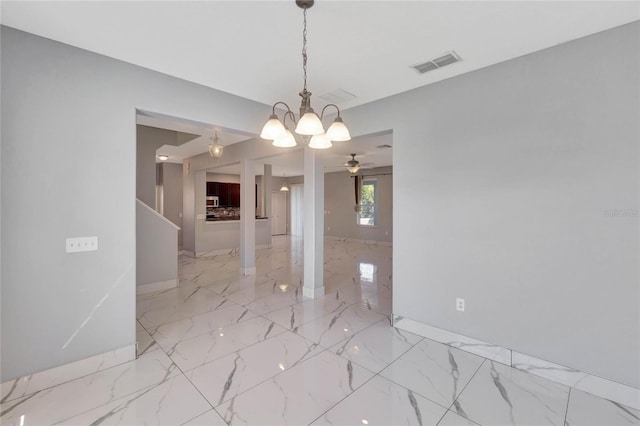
[208,132,224,159]
[260,0,351,149]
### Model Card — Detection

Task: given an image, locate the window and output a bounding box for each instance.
[357,179,377,226]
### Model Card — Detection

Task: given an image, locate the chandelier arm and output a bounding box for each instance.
[319,103,341,120]
[271,101,293,115]
[283,110,297,125]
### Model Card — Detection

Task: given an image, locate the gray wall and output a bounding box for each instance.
[161,162,183,249]
[136,125,178,207]
[344,23,640,387]
[1,26,273,381]
[325,167,392,243]
[206,172,241,184]
[136,200,178,287]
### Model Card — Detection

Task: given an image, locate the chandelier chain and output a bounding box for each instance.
[302,7,308,91]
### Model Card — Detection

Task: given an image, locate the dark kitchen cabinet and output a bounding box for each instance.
[206,181,241,207]
[229,183,240,208]
[206,182,216,197]
[218,183,230,206]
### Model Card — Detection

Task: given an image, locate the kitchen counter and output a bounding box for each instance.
[205,217,268,223]
[196,217,272,254]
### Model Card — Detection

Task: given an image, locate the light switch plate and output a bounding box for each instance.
[66,236,98,253]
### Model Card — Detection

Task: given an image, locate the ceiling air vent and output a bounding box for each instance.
[319,89,357,104]
[411,51,461,74]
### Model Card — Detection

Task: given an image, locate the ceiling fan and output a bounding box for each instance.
[344,153,374,174]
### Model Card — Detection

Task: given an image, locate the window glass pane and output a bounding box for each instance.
[358,180,377,226]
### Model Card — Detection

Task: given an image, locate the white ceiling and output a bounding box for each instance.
[2,1,638,113]
[4,1,637,176]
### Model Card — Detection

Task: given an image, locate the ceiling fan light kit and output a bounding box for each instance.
[261,0,351,149]
[346,153,361,173]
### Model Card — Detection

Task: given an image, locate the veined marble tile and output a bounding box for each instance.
[454,360,570,426]
[437,410,481,426]
[187,330,323,406]
[360,287,393,316]
[190,264,240,287]
[136,321,157,357]
[151,303,257,353]
[324,271,360,292]
[330,319,422,373]
[0,349,178,425]
[312,375,449,426]
[565,388,640,426]
[136,279,200,306]
[224,277,300,306]
[379,339,484,408]
[217,350,375,425]
[240,287,304,315]
[55,375,211,425]
[138,287,232,330]
[263,287,364,332]
[512,351,640,410]
[203,274,275,297]
[296,304,386,349]
[168,316,287,372]
[0,345,135,405]
[393,316,512,365]
[182,409,228,425]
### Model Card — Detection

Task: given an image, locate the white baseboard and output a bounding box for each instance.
[303,286,325,299]
[393,316,640,411]
[240,266,256,276]
[393,316,511,365]
[136,279,177,295]
[1,344,135,404]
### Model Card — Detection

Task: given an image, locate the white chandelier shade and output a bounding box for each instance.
[260,0,351,149]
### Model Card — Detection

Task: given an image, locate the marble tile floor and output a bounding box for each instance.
[2,236,638,425]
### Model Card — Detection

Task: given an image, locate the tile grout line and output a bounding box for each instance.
[309,332,443,426]
[438,358,487,425]
[0,346,152,406]
[47,361,183,425]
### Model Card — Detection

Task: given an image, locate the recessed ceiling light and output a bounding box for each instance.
[157,154,169,161]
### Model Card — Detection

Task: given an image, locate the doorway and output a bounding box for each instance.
[271,191,287,235]
[290,184,304,237]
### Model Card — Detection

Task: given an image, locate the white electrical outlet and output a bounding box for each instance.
[66,236,98,253]
[456,298,465,312]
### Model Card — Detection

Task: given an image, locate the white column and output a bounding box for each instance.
[303,146,324,298]
[240,159,256,275]
[263,164,273,248]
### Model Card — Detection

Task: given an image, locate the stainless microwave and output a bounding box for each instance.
[206,196,219,207]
